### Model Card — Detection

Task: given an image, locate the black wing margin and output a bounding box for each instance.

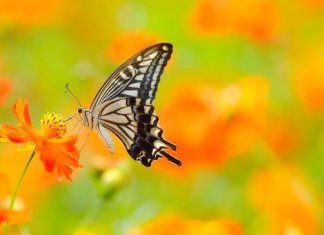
[90,43,173,110]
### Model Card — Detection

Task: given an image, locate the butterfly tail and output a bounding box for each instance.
[160,150,181,166]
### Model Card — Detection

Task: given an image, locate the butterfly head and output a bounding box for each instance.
[77,107,87,122]
[77,107,83,114]
[76,106,94,129]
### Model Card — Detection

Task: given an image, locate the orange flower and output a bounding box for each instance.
[189,0,279,42]
[301,0,324,7]
[0,0,62,25]
[0,210,8,224]
[0,78,11,106]
[249,168,318,235]
[107,31,161,63]
[234,1,279,42]
[0,99,81,181]
[0,173,30,231]
[127,215,243,235]
[264,117,301,158]
[293,51,324,113]
[159,76,268,173]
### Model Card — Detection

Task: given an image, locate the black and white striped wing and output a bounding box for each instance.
[95,98,180,166]
[89,43,179,166]
[90,43,173,110]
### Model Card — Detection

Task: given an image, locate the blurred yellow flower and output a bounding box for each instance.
[73,228,97,235]
[127,215,243,235]
[92,158,130,199]
[249,168,318,235]
[0,99,81,181]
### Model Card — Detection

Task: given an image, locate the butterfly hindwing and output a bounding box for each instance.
[90,43,173,110]
[94,97,180,166]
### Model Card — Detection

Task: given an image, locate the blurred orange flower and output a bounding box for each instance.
[301,0,324,7]
[0,99,81,181]
[159,76,268,172]
[293,52,324,113]
[0,78,11,106]
[189,0,280,42]
[264,117,301,157]
[0,174,30,232]
[249,168,318,235]
[0,0,62,25]
[127,215,243,235]
[107,31,161,63]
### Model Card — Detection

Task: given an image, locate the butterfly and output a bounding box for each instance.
[70,43,181,167]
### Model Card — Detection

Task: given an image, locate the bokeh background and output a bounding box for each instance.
[0,0,324,234]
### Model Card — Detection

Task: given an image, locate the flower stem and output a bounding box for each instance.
[3,147,36,235]
[71,199,105,234]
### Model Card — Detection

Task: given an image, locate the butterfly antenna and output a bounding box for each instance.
[65,83,82,107]
[64,113,78,124]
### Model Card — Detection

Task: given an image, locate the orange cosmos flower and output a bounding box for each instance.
[127,215,243,235]
[301,0,324,7]
[249,168,318,235]
[189,0,279,42]
[107,31,161,63]
[0,99,81,181]
[264,116,301,158]
[0,0,62,25]
[293,49,324,114]
[159,76,268,173]
[0,78,11,106]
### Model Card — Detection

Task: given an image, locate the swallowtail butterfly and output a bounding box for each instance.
[74,43,181,167]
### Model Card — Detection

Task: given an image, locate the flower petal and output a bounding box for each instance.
[0,124,30,143]
[0,209,8,223]
[12,98,32,127]
[37,136,81,181]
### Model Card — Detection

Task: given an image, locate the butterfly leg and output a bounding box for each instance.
[78,128,92,151]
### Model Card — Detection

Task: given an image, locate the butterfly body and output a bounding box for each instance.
[76,43,181,167]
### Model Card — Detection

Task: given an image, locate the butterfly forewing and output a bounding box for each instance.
[90,43,173,110]
[87,43,180,167]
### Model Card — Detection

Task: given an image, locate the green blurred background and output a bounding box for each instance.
[0,0,324,234]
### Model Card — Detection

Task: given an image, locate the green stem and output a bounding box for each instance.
[3,148,36,235]
[71,199,105,234]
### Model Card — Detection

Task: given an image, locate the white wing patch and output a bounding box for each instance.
[129,82,141,89]
[122,90,138,97]
[139,67,148,73]
[139,60,152,66]
[148,51,158,59]
[134,74,144,82]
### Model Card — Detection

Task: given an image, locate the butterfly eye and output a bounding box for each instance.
[77,107,83,113]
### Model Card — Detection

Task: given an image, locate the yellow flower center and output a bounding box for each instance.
[40,112,66,139]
